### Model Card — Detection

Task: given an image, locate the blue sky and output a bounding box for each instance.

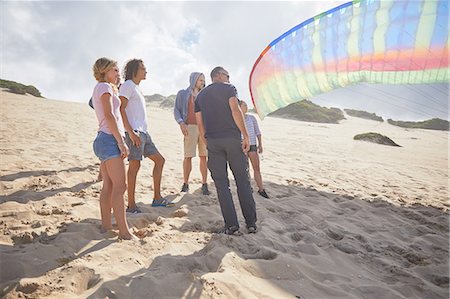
[1,0,448,121]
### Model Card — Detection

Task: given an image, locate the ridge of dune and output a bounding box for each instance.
[0,90,448,298]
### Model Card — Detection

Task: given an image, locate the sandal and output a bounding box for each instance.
[151,197,175,207]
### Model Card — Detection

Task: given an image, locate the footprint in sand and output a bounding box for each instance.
[431,275,449,288]
[244,247,278,260]
[290,232,303,242]
[325,227,344,241]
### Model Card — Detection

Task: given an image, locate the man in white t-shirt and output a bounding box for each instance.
[119,59,173,211]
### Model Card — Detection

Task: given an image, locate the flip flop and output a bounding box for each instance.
[151,197,175,207]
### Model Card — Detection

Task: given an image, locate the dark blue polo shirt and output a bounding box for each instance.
[195,82,241,140]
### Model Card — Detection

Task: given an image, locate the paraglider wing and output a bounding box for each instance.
[249,0,449,119]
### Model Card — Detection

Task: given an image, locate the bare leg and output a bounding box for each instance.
[99,162,112,231]
[248,152,264,191]
[104,157,134,239]
[199,156,208,184]
[183,157,192,184]
[148,153,165,199]
[126,160,141,209]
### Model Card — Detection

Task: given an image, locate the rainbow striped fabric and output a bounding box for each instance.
[249,0,449,118]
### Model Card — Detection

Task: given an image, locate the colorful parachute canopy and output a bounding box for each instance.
[249,0,449,119]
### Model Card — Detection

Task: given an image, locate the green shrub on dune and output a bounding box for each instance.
[268,100,345,123]
[0,79,43,98]
[387,118,449,131]
[344,109,383,122]
[354,132,401,147]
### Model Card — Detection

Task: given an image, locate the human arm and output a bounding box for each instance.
[174,91,188,136]
[257,134,263,153]
[179,123,188,136]
[195,111,207,146]
[229,96,249,153]
[101,92,129,158]
[252,115,263,153]
[119,96,141,148]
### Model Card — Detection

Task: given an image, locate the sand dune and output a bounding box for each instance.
[0,90,448,298]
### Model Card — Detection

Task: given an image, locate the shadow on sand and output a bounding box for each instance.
[0,165,99,204]
[1,180,448,298]
[86,182,449,299]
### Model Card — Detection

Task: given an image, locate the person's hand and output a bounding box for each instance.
[129,131,141,148]
[258,145,263,154]
[200,136,207,147]
[242,137,250,155]
[180,123,188,136]
[118,143,129,159]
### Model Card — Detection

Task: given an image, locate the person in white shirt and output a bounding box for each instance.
[119,59,173,211]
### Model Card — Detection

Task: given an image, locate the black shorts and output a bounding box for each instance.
[248,145,257,152]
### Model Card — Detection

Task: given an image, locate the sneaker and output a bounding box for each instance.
[126,206,142,214]
[201,183,210,195]
[247,225,257,234]
[217,225,241,235]
[258,189,269,199]
[151,197,175,207]
[181,183,189,192]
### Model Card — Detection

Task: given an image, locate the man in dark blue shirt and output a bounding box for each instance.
[195,66,257,235]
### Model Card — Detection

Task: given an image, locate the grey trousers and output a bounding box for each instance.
[207,137,257,228]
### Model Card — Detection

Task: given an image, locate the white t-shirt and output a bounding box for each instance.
[92,82,125,136]
[119,80,148,132]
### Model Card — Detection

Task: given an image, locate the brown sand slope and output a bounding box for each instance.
[0,90,448,298]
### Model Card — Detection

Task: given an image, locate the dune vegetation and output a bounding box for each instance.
[344,109,383,122]
[268,100,345,123]
[354,132,401,146]
[0,79,43,98]
[387,118,449,131]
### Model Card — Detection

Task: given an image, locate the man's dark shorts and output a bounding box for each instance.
[125,130,159,161]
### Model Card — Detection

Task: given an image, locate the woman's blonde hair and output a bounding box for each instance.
[93,57,117,82]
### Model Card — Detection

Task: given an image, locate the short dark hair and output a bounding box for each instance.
[123,59,143,81]
[210,66,225,81]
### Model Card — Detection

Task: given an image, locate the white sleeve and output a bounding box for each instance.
[119,81,133,100]
[252,115,261,136]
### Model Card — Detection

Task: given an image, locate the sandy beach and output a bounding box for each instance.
[0,89,448,298]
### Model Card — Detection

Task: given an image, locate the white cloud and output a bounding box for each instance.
[2,1,346,103]
[4,1,445,121]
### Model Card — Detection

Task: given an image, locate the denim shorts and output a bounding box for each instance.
[125,130,159,161]
[93,131,122,161]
